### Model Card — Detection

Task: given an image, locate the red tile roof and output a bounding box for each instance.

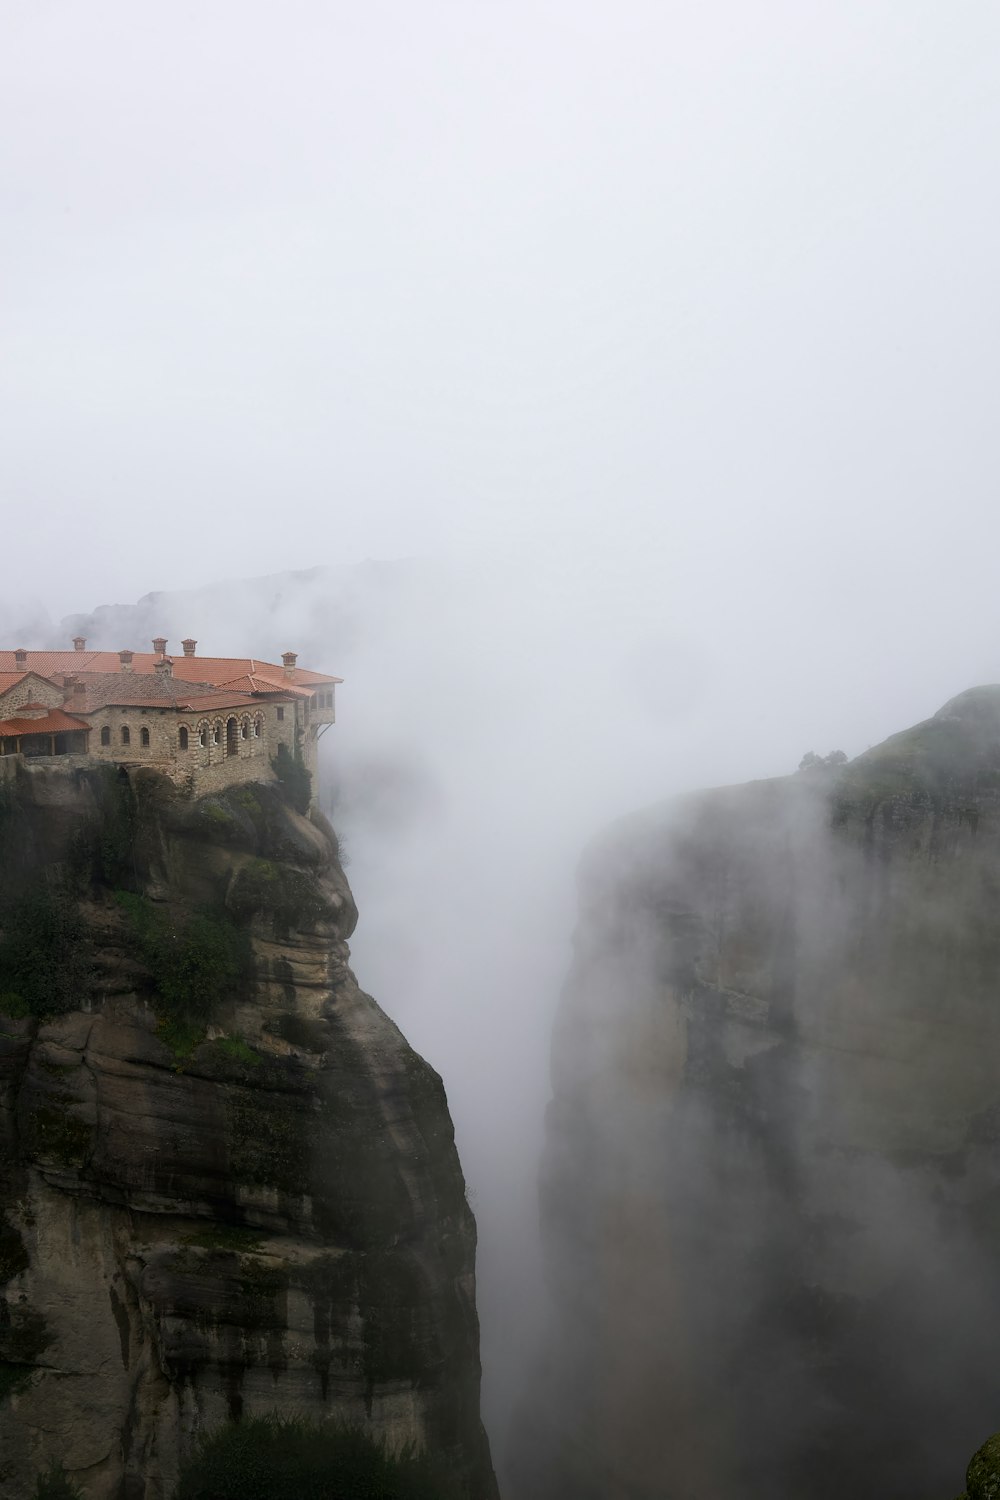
[170,692,272,714]
[0,709,90,737]
[61,674,283,714]
[215,672,314,699]
[0,650,341,688]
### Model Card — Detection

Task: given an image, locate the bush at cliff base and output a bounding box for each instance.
[963,1432,1000,1500]
[175,1416,456,1499]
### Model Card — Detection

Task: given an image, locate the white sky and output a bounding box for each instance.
[4,0,1000,623]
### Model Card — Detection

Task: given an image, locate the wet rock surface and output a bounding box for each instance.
[0,764,496,1499]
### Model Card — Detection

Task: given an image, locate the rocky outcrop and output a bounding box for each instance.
[516,688,1000,1500]
[0,763,496,1499]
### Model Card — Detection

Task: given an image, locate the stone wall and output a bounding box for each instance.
[0,676,65,716]
[0,696,321,806]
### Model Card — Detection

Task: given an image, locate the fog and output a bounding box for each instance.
[4,1,1000,1493]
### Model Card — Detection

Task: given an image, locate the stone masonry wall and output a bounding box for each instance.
[0,676,66,716]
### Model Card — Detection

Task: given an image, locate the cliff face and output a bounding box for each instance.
[0,763,496,1499]
[518,688,1000,1500]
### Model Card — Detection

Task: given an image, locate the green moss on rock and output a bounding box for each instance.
[0,1215,28,1285]
[226,1082,315,1197]
[0,880,91,1019]
[0,1302,50,1366]
[228,858,328,938]
[967,1432,1000,1500]
[24,1103,92,1168]
[116,891,253,1023]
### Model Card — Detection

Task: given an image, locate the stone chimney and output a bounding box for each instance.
[282,651,298,679]
[14,648,27,670]
[68,678,86,705]
[72,636,86,652]
[152,637,167,656]
[181,639,197,658]
[119,649,134,673]
[154,657,173,678]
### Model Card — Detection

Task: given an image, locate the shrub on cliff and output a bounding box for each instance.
[33,1466,82,1499]
[175,1416,454,1499]
[115,893,252,1049]
[0,878,90,1017]
[271,741,312,815]
[959,1429,1000,1500]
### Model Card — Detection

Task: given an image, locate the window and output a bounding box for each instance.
[253,718,261,737]
[179,726,189,750]
[277,706,284,721]
[241,722,248,739]
[100,725,110,746]
[199,726,207,748]
[212,726,220,745]
[121,726,130,746]
[140,727,150,747]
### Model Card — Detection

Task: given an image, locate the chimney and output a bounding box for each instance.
[282,651,298,679]
[71,680,85,704]
[154,657,173,678]
[152,637,167,656]
[14,648,27,670]
[181,639,197,658]
[72,636,86,652]
[119,649,134,673]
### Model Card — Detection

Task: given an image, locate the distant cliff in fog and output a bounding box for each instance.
[516,687,1000,1500]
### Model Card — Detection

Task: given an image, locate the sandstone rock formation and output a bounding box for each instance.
[517,687,1000,1500]
[0,763,496,1499]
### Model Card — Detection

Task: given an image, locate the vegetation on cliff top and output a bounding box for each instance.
[954,1429,1000,1500]
[836,687,1000,810]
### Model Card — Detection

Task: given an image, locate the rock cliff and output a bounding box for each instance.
[0,762,496,1499]
[517,687,1000,1500]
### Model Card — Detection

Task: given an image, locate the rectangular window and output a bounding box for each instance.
[277,706,284,720]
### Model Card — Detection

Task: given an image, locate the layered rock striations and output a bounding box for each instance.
[518,687,1000,1500]
[0,762,496,1499]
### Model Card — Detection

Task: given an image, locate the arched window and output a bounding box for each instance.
[121,726,130,746]
[198,725,206,748]
[179,726,189,750]
[100,725,110,746]
[240,720,248,739]
[226,717,238,757]
[212,724,220,746]
[140,727,150,748]
[253,716,261,737]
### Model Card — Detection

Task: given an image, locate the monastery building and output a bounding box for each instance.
[0,637,341,801]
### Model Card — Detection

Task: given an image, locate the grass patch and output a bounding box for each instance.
[116,892,252,1017]
[182,1225,264,1254]
[210,1034,261,1067]
[156,1015,206,1065]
